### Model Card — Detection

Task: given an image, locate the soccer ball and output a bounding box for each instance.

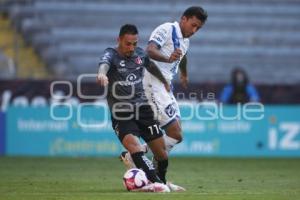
[123,168,148,191]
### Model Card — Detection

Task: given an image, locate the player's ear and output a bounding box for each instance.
[181,16,187,23]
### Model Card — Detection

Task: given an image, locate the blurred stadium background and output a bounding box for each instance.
[1,0,300,101]
[0,0,300,199]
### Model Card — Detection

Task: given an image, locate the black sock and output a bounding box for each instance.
[131,151,162,184]
[157,159,168,184]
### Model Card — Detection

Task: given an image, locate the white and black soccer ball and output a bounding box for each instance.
[123,168,148,191]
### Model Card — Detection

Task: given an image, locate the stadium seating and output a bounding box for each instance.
[2,0,300,83]
[0,51,15,78]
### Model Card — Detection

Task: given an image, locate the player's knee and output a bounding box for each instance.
[174,133,183,144]
[176,124,183,142]
[122,134,143,154]
[176,134,183,143]
[167,125,183,143]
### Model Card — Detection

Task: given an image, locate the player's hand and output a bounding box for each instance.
[180,75,188,89]
[164,83,171,92]
[168,48,182,63]
[96,73,109,86]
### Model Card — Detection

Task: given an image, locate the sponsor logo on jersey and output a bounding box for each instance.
[117,73,142,86]
[126,73,137,82]
[119,60,125,67]
[153,36,163,43]
[156,29,167,39]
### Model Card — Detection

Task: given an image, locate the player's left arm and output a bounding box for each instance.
[179,54,188,89]
[145,57,170,92]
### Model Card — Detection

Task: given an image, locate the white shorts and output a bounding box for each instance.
[143,70,180,128]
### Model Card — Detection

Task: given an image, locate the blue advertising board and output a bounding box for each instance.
[0,112,5,155]
[6,106,123,156]
[5,104,300,157]
[174,104,300,157]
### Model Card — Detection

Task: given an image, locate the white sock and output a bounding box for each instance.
[142,135,178,156]
[163,134,178,153]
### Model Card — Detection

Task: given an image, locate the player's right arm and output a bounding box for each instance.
[97,49,112,86]
[147,24,182,63]
[147,43,181,63]
[97,63,110,86]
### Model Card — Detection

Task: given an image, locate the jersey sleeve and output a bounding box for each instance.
[148,23,171,48]
[98,48,113,66]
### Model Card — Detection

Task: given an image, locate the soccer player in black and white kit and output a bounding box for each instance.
[120,6,208,192]
[96,24,171,192]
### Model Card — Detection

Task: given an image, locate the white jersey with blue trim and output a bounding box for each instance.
[148,21,190,83]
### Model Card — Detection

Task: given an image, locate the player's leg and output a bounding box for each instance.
[140,110,185,192]
[146,136,168,184]
[113,117,163,184]
[120,80,181,166]
[135,104,169,184]
[121,133,162,184]
[143,74,183,153]
[121,134,170,193]
[141,76,185,191]
[163,117,182,153]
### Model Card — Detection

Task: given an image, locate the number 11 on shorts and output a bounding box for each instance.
[148,124,159,135]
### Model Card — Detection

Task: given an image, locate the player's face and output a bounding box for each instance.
[118,34,138,57]
[180,16,203,38]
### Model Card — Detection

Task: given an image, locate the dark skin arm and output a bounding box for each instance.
[147,42,182,63]
[145,59,170,92]
[179,54,188,89]
[147,41,187,89]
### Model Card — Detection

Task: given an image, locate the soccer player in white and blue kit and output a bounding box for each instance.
[121,6,208,191]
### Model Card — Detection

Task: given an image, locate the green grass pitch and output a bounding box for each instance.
[0,157,299,200]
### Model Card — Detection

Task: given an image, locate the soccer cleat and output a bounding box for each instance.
[167,182,186,192]
[152,182,171,192]
[131,182,170,193]
[119,151,136,169]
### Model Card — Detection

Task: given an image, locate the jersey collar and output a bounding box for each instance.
[173,21,183,39]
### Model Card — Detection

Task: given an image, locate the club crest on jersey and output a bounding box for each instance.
[165,103,176,118]
[135,57,142,65]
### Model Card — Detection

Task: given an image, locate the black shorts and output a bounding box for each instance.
[111,104,163,143]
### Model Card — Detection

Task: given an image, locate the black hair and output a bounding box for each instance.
[231,67,249,87]
[119,24,138,37]
[229,67,250,104]
[182,6,208,23]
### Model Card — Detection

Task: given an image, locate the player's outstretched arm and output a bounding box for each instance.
[96,63,110,86]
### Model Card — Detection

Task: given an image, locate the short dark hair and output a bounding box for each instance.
[119,24,138,37]
[182,6,208,23]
